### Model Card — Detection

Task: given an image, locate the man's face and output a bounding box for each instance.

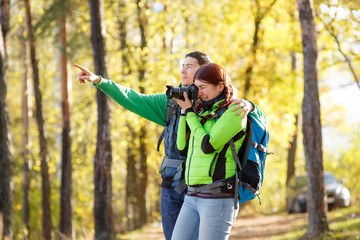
[181,57,201,86]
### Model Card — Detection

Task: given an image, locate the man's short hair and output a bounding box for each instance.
[185,51,213,66]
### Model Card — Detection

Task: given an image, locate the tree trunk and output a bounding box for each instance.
[137,125,148,226]
[118,0,132,78]
[0,0,13,237]
[125,122,137,231]
[0,0,10,46]
[298,0,329,238]
[59,1,73,238]
[88,0,114,239]
[20,24,31,240]
[136,0,148,227]
[243,17,260,99]
[118,3,138,231]
[243,0,278,99]
[286,49,299,185]
[286,114,298,185]
[24,0,53,239]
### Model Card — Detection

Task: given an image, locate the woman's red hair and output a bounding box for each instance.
[194,63,233,116]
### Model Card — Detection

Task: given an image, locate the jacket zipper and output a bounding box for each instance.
[187,136,195,185]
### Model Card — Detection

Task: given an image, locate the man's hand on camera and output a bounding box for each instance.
[228,98,253,119]
[74,63,101,85]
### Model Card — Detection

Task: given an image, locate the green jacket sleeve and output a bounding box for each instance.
[176,116,187,154]
[95,77,168,126]
[186,106,246,152]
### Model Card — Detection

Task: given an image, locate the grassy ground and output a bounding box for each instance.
[117,205,360,240]
[272,205,360,240]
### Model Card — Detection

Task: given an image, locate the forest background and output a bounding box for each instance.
[1,0,360,239]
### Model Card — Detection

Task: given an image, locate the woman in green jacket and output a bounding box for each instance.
[172,63,246,240]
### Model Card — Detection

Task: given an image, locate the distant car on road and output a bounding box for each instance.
[286,171,351,213]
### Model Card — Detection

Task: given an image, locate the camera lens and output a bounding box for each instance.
[171,88,184,99]
[165,85,198,100]
[166,85,185,99]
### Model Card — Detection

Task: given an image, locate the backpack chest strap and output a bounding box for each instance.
[163,157,184,168]
[159,156,184,173]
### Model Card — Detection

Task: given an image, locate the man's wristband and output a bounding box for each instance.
[181,107,194,116]
[185,107,194,115]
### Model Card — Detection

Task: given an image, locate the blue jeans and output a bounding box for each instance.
[172,195,239,240]
[161,187,185,240]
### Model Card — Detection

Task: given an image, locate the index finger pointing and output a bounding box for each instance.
[73,63,89,72]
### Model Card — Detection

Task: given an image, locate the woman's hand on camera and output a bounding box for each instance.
[74,63,101,85]
[174,92,193,112]
[228,98,253,119]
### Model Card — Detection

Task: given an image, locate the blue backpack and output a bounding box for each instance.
[229,114,270,206]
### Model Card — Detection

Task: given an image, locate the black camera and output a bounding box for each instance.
[165,84,198,101]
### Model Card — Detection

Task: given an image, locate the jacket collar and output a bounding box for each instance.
[196,93,226,114]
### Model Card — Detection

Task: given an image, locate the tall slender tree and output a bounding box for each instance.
[24,0,53,238]
[286,114,298,185]
[298,0,329,238]
[242,0,278,99]
[88,0,114,238]
[117,0,138,231]
[0,0,10,45]
[0,0,13,238]
[20,24,31,240]
[286,2,301,186]
[125,122,138,231]
[58,0,73,238]
[136,0,149,227]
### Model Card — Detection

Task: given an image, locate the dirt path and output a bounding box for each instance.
[230,212,307,239]
[120,212,308,239]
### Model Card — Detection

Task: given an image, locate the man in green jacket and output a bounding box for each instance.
[74,51,265,239]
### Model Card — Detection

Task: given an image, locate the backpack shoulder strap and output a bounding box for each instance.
[229,139,240,209]
[242,117,252,168]
[165,98,178,126]
[157,98,178,152]
[228,116,251,209]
